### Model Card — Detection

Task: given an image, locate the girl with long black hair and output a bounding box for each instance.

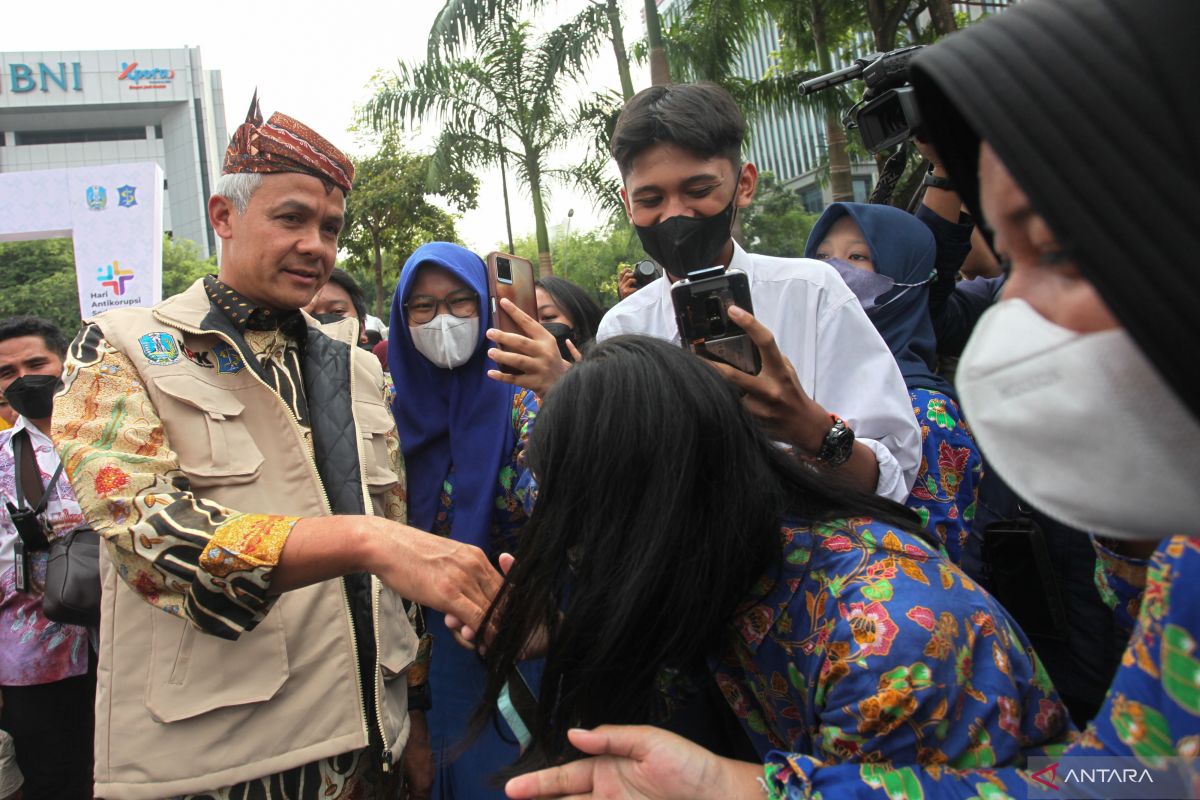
[472,334,1068,790]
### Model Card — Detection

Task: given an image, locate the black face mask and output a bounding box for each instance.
[4,374,61,420]
[633,177,740,279]
[313,312,348,326]
[541,322,577,362]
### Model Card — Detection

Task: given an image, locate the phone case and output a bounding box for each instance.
[671,268,762,375]
[485,252,538,374]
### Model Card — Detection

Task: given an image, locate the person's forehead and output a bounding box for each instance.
[0,335,55,360]
[251,172,347,212]
[318,282,353,304]
[411,264,470,295]
[625,142,731,186]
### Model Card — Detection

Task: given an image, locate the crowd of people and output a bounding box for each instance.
[0,0,1196,798]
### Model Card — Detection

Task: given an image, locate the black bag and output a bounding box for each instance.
[43,526,101,628]
[8,428,101,627]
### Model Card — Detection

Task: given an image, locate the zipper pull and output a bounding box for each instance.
[380,748,392,774]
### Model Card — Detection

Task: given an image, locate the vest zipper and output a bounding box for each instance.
[154,313,373,751]
[346,340,394,774]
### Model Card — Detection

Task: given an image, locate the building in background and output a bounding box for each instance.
[0,48,227,257]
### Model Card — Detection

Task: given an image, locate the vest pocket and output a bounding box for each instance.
[376,585,418,680]
[145,603,289,723]
[358,400,399,491]
[153,375,266,487]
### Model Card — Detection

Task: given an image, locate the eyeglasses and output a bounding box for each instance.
[404,291,480,325]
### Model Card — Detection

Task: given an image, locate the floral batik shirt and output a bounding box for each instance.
[904,389,983,565]
[761,535,1200,798]
[431,387,538,553]
[0,418,90,686]
[706,517,1071,797]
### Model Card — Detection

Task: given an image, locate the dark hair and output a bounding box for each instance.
[475,336,917,774]
[325,268,368,324]
[610,82,746,178]
[535,276,604,347]
[363,328,383,348]
[0,316,69,359]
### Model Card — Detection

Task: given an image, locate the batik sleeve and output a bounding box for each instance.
[1091,536,1150,634]
[53,323,296,640]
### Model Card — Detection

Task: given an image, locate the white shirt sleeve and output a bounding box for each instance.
[812,293,922,501]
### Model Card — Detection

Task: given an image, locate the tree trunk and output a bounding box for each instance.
[606,0,636,100]
[866,0,908,53]
[644,0,671,86]
[371,227,385,318]
[928,0,957,36]
[812,3,854,202]
[527,162,554,276]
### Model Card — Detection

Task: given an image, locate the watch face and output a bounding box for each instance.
[821,421,855,466]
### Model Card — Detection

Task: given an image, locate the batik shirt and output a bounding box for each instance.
[432,387,538,554]
[904,389,983,565]
[761,535,1200,798]
[54,297,416,800]
[708,517,1071,795]
[0,418,90,686]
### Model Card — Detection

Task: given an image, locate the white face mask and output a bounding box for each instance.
[410,313,480,370]
[957,298,1200,541]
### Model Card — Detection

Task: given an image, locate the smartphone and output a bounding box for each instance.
[485,252,538,375]
[671,268,761,375]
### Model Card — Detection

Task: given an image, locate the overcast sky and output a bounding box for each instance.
[1,0,647,254]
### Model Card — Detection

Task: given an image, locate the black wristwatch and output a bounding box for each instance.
[816,415,856,468]
[923,167,954,192]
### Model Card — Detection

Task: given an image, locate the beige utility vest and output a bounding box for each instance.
[86,282,416,799]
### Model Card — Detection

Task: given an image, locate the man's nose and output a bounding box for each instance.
[658,195,696,221]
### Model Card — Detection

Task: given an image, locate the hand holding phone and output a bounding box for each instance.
[486,252,538,375]
[671,268,761,375]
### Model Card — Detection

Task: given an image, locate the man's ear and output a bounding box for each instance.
[735,162,759,209]
[209,194,237,241]
[619,186,634,224]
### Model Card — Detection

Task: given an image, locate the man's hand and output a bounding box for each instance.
[503,726,765,800]
[618,269,638,301]
[446,553,550,658]
[486,298,574,398]
[707,306,828,454]
[363,518,504,637]
[402,710,434,800]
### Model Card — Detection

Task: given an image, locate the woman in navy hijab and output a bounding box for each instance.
[388,242,538,799]
[806,203,982,564]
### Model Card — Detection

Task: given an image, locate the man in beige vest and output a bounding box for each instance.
[51,96,502,799]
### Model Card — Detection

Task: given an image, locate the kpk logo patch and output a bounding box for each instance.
[212,342,245,374]
[139,332,180,366]
[182,345,214,369]
[86,185,107,211]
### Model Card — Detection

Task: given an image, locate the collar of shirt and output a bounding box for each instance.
[203,275,307,339]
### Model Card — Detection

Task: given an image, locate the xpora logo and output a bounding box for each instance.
[117,62,175,86]
[97,261,135,295]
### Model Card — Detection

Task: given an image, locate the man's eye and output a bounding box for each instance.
[634,196,661,207]
[687,186,717,198]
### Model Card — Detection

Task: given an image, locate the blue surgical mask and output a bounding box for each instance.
[825,258,932,316]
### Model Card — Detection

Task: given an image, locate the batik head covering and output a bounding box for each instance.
[222,91,354,194]
[910,0,1200,419]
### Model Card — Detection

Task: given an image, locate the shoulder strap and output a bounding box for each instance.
[12,428,65,515]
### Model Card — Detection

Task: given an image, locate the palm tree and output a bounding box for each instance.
[370,10,608,275]
[429,0,637,101]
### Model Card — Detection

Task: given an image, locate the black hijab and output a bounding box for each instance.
[910,0,1200,420]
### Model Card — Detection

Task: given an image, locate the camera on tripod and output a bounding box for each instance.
[798,45,925,154]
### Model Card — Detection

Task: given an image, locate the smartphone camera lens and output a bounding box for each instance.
[497,257,513,283]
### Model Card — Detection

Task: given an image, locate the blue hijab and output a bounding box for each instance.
[388,242,518,553]
[805,202,955,399]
